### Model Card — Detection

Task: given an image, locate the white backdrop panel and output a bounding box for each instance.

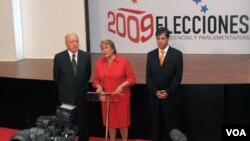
[88,0,250,54]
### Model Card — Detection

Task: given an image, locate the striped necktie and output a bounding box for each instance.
[72,54,77,77]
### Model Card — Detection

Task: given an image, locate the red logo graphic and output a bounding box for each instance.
[107,8,154,43]
[131,0,138,4]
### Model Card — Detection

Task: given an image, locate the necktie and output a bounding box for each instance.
[159,50,165,66]
[72,54,77,77]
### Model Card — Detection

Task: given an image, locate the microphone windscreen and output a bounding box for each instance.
[170,129,187,141]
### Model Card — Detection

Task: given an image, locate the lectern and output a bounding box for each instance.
[87,92,118,141]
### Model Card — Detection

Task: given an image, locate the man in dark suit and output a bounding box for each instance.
[53,33,91,141]
[146,27,183,141]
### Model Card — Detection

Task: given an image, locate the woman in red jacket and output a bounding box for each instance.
[92,39,136,141]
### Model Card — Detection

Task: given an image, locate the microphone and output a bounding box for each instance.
[170,129,187,141]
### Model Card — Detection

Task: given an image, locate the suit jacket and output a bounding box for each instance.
[146,46,183,103]
[53,50,91,104]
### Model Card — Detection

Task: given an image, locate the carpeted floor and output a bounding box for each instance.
[0,127,19,141]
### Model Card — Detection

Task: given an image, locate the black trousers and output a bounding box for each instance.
[74,94,89,141]
[151,99,180,141]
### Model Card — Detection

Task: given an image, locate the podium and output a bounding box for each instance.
[87,92,118,141]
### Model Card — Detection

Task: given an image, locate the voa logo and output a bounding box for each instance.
[226,129,246,136]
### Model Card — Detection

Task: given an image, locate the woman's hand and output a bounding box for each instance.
[96,85,103,93]
[115,85,124,94]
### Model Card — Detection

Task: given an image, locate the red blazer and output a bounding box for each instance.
[92,55,136,101]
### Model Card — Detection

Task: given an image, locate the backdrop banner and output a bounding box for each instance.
[88,0,250,54]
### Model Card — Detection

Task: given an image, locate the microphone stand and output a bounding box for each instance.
[105,93,110,141]
[101,92,118,141]
[101,76,110,141]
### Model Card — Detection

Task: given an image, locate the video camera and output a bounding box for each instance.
[10,103,77,141]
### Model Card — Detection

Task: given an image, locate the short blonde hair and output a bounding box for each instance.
[100,39,117,54]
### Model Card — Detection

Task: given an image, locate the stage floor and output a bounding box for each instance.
[0,127,150,141]
[0,54,249,84]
